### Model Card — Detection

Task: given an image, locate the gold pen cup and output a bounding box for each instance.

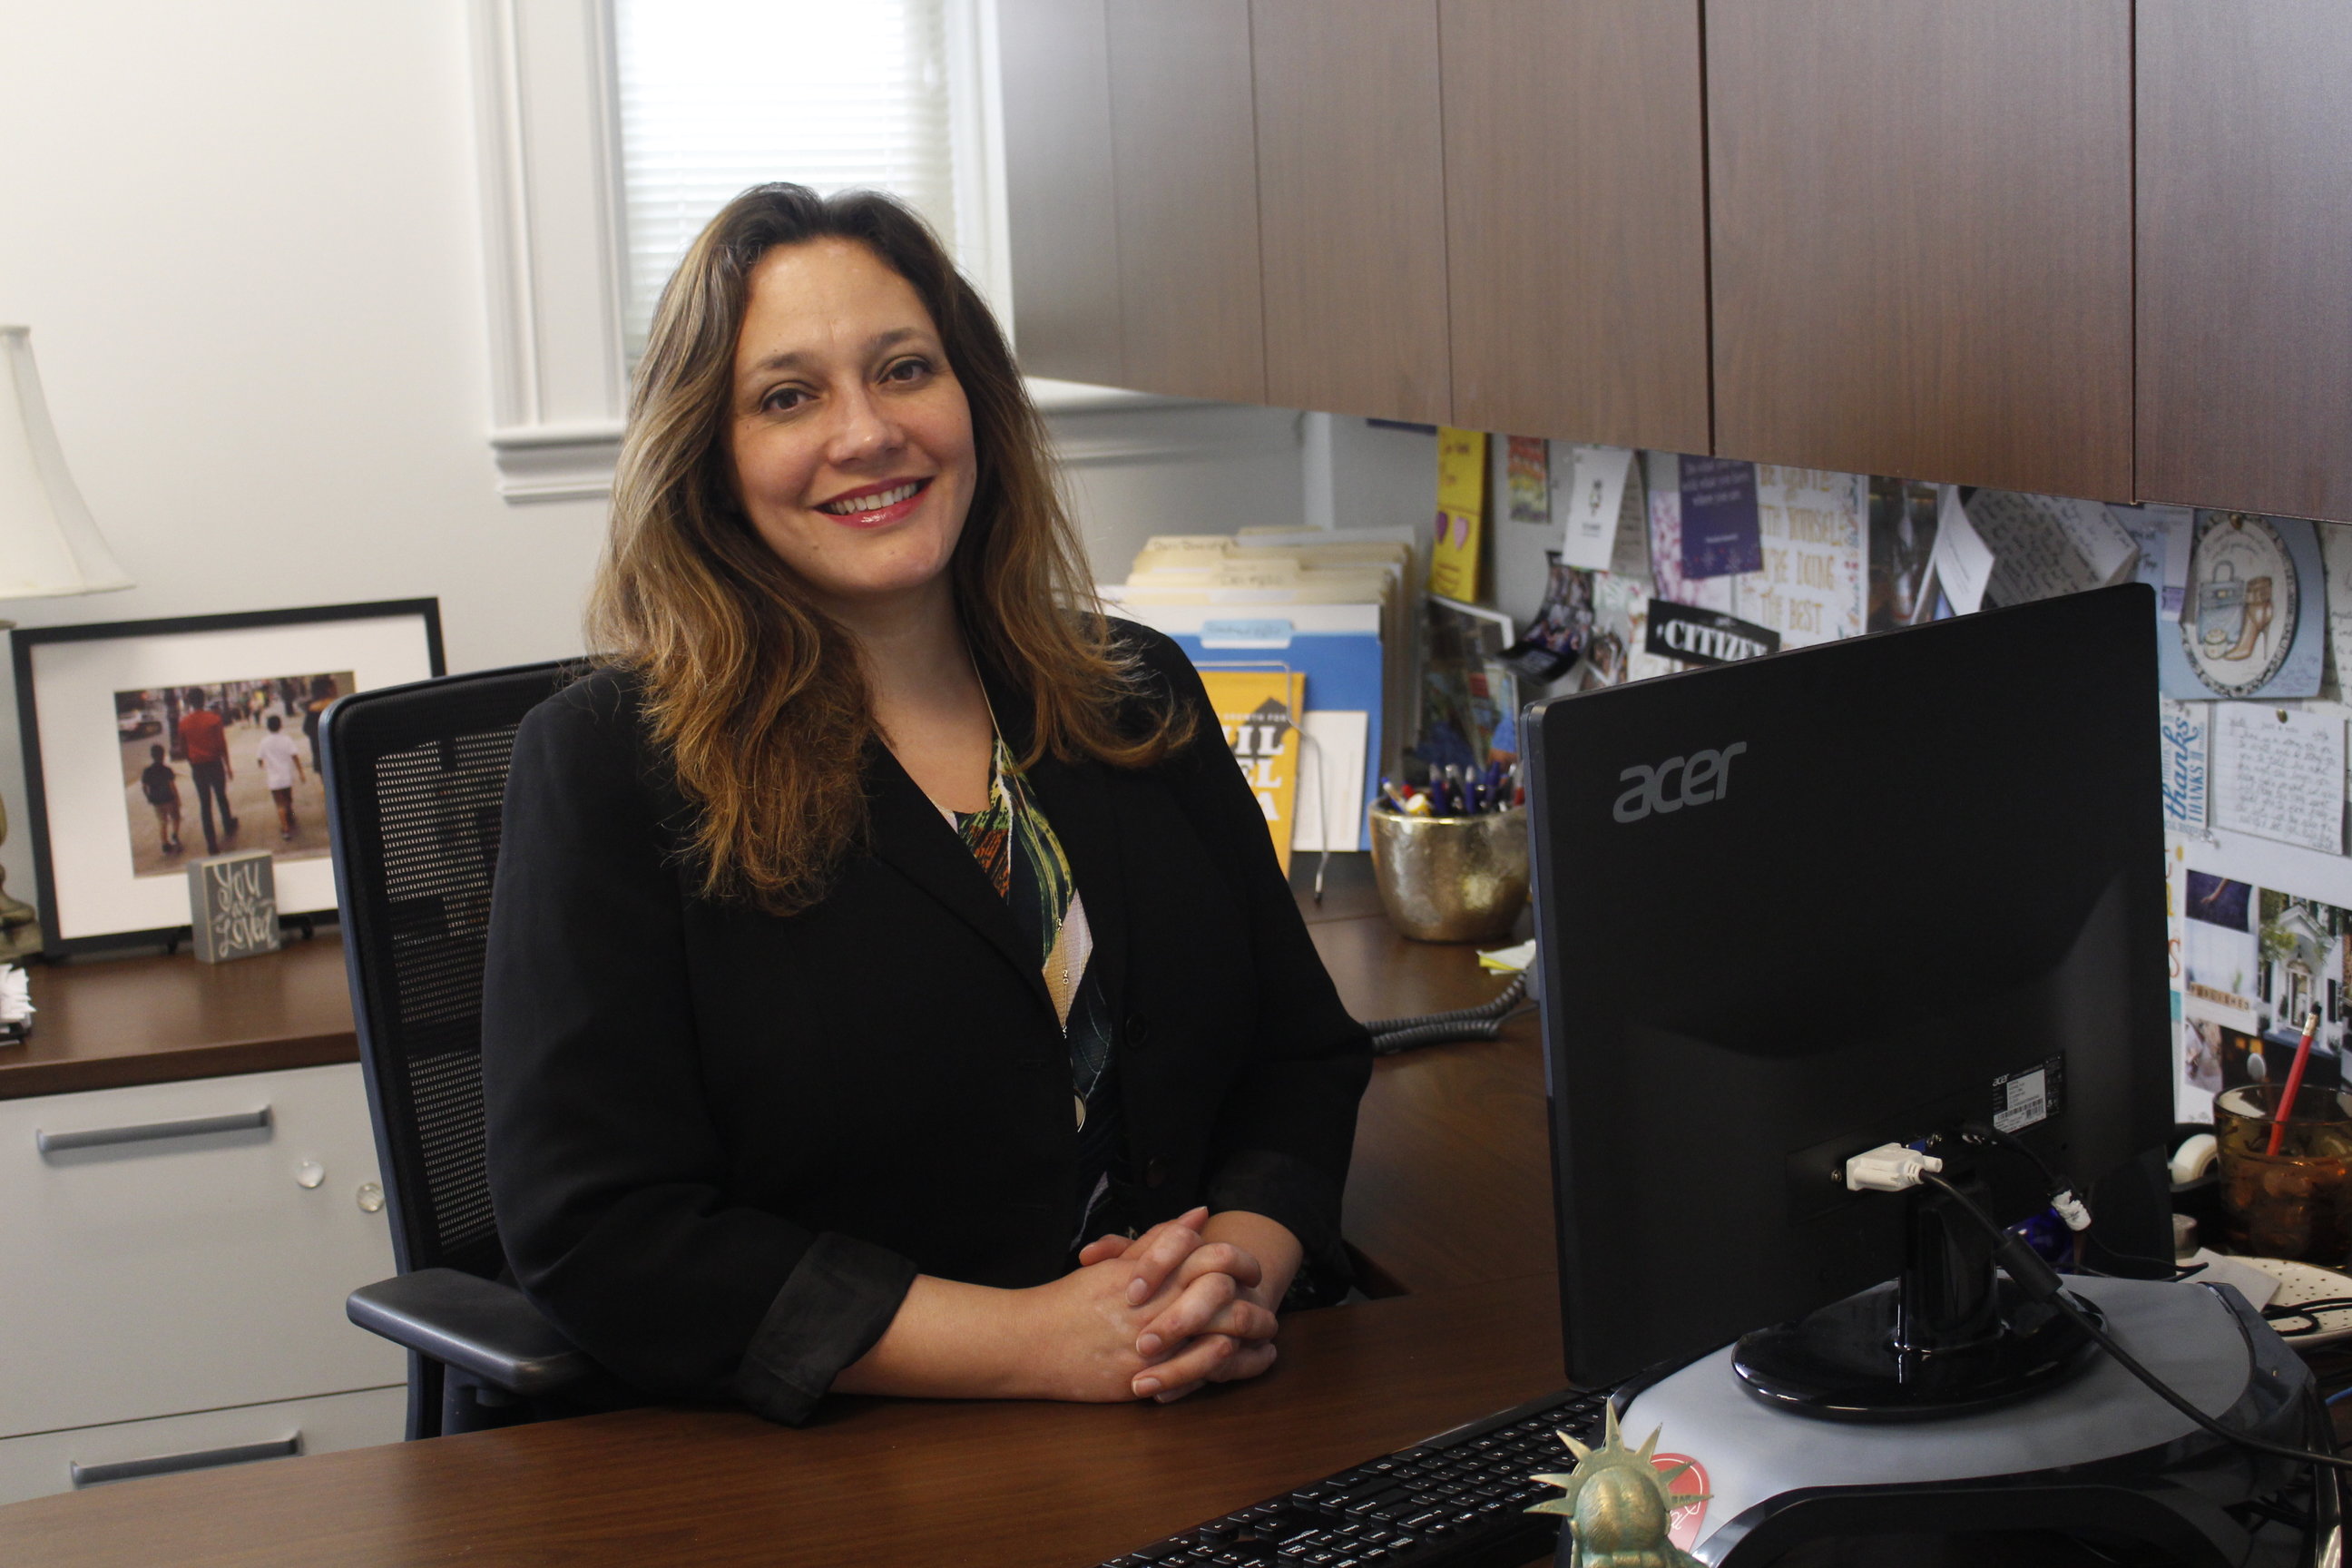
[2214,1083,2352,1265]
[1367,806,1531,944]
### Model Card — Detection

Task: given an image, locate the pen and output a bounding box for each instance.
[2267,1008,2326,1156]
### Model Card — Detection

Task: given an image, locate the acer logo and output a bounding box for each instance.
[1613,743,1749,823]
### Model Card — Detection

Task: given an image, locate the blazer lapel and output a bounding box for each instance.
[862,740,1054,1019]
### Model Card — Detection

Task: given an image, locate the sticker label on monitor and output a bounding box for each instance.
[1992,1056,2066,1133]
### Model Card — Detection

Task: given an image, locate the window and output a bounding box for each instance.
[612,0,975,362]
[471,0,1004,501]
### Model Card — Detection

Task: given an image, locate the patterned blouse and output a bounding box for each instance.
[946,736,1123,1248]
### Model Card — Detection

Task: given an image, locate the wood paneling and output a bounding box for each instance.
[0,936,355,1100]
[1251,0,1451,425]
[1105,0,1266,405]
[1440,0,1711,453]
[997,0,1124,386]
[1706,0,2132,496]
[2138,2,2352,523]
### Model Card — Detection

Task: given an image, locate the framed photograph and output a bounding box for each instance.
[12,600,444,956]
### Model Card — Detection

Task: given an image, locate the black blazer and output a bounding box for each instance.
[481,625,1371,1424]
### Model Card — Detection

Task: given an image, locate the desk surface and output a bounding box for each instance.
[0,932,357,1101]
[0,867,1566,1566]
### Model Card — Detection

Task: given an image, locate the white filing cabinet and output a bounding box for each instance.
[0,1062,406,1504]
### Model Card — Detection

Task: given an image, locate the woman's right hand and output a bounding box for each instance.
[836,1210,1277,1405]
[1013,1217,1276,1402]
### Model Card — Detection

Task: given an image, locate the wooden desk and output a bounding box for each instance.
[0,933,357,1100]
[0,870,1568,1567]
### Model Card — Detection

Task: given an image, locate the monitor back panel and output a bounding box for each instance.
[1525,584,2170,1387]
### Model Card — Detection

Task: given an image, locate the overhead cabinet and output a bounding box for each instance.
[1705,0,2133,499]
[1004,0,1712,447]
[1439,0,1710,455]
[2137,1,2352,524]
[1000,0,2343,522]
[1250,0,1451,425]
[999,0,1124,387]
[1106,0,1267,406]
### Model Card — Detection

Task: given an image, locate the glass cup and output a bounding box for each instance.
[2214,1083,2352,1264]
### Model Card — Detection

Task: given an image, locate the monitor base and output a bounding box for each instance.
[1614,1276,2331,1567]
[1731,1278,2102,1422]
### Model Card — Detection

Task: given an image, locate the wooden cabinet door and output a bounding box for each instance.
[1251,0,1450,424]
[1440,0,1710,453]
[1104,0,1265,405]
[1707,0,2132,496]
[999,0,1124,386]
[2139,2,2352,523]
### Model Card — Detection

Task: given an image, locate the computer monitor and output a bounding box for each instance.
[1524,583,2172,1412]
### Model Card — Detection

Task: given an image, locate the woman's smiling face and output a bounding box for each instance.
[726,238,976,614]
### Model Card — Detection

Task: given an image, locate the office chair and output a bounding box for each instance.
[322,661,597,1438]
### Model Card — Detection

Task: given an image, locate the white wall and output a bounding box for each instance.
[1044,395,1305,577]
[0,1,609,913]
[0,1,1323,925]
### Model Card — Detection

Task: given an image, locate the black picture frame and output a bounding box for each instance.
[11,599,445,957]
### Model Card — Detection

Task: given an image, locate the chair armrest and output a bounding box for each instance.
[348,1268,594,1397]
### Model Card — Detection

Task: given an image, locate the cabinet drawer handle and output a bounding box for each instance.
[70,1433,300,1487]
[36,1107,272,1155]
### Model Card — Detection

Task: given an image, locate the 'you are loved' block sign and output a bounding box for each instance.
[187,849,281,963]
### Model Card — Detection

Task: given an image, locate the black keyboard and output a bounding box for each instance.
[1093,1383,1625,1568]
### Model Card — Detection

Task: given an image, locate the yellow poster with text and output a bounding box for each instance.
[1431,426,1487,602]
[1200,670,1308,874]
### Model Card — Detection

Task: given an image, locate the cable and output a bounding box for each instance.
[1370,1018,1504,1055]
[2263,1298,2352,1338]
[1364,973,1527,1038]
[1917,1171,2352,1477]
[1958,1121,2092,1231]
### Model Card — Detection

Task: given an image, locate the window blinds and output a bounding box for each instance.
[612,0,959,362]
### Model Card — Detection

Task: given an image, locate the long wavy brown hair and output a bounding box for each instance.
[588,184,1187,914]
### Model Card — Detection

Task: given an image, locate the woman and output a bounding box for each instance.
[482,184,1370,1426]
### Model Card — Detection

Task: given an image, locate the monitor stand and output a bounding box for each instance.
[1732,1181,2099,1420]
[1613,1275,2326,1567]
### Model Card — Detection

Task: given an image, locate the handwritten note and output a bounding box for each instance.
[2112,503,2197,620]
[1927,485,1994,615]
[2211,705,2347,855]
[2159,701,2209,834]
[1965,490,2140,606]
[1728,466,1866,647]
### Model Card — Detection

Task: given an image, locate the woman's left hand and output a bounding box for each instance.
[1077,1209,1304,1403]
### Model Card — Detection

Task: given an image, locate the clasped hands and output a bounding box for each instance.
[1041,1206,1290,1405]
[834,1205,1299,1406]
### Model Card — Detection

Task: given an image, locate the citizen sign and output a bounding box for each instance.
[1613,742,1749,823]
[1654,618,1771,662]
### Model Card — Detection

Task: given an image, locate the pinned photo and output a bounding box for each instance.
[1500,555,1595,682]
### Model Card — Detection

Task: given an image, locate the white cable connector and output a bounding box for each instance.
[2049,1190,2093,1232]
[1844,1142,1945,1193]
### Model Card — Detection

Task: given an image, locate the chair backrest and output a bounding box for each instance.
[322,662,582,1282]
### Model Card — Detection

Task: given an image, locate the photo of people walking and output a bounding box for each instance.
[114,672,351,877]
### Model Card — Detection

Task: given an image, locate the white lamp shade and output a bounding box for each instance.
[0,327,132,599]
